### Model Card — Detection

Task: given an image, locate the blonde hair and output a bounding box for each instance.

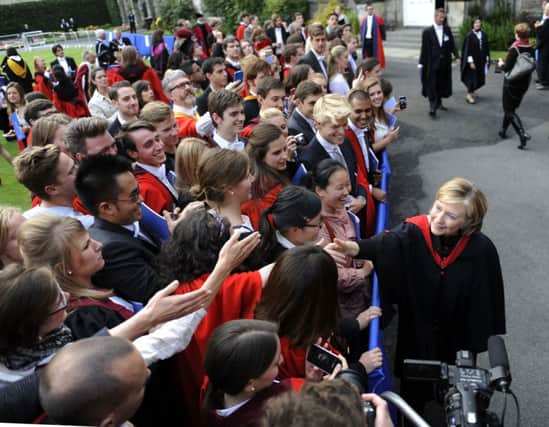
[435,177,488,235]
[327,45,347,78]
[259,107,285,121]
[313,94,351,124]
[121,46,139,68]
[175,138,209,193]
[17,215,111,299]
[140,101,173,124]
[361,76,388,125]
[31,113,71,147]
[0,207,20,269]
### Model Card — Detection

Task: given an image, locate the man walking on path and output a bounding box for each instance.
[419,8,459,117]
[360,3,386,69]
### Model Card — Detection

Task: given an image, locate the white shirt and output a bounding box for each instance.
[434,24,444,47]
[135,162,178,198]
[276,230,295,249]
[133,308,207,366]
[366,15,374,39]
[329,73,350,96]
[89,90,117,119]
[347,119,370,171]
[316,132,348,170]
[213,132,245,151]
[23,205,95,229]
[312,50,328,78]
[274,27,284,54]
[57,56,70,74]
[348,53,357,74]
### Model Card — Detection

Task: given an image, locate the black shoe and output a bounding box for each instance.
[518,135,528,149]
[429,110,436,118]
[498,129,507,139]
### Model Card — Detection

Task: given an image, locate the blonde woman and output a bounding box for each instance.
[329,177,505,414]
[31,113,71,152]
[327,46,364,95]
[175,137,209,206]
[0,207,25,269]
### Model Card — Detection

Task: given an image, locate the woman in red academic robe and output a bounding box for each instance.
[330,177,506,416]
[242,123,298,230]
[156,209,271,427]
[32,57,53,100]
[255,245,383,382]
[107,46,169,104]
[51,65,90,119]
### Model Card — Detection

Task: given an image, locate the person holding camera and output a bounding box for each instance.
[327,177,506,417]
[497,23,535,149]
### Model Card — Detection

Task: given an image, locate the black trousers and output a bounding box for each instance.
[537,48,549,85]
[364,38,374,57]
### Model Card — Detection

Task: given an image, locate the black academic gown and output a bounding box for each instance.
[358,216,505,369]
[460,30,490,92]
[419,25,459,102]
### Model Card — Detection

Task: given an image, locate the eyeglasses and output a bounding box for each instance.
[302,216,324,229]
[49,290,68,316]
[170,80,192,91]
[113,187,141,204]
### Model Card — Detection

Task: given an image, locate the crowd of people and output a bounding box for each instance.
[0,3,517,426]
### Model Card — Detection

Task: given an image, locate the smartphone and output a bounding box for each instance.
[234,70,244,82]
[307,344,341,374]
[399,96,407,110]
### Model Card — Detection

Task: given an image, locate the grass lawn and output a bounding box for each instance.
[0,135,31,210]
[17,47,90,74]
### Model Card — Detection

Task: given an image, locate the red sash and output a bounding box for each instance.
[405,215,470,271]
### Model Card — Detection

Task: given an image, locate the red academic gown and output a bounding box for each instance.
[360,15,386,68]
[33,72,53,100]
[241,183,283,230]
[107,65,169,104]
[133,166,177,214]
[345,128,376,237]
[173,271,263,427]
[31,195,90,215]
[52,86,91,119]
[236,24,247,41]
[174,111,201,139]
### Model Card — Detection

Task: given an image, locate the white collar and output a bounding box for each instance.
[276,230,295,249]
[434,24,443,30]
[117,112,135,125]
[295,108,316,131]
[225,57,240,68]
[173,104,195,116]
[347,118,367,135]
[216,399,250,417]
[136,162,166,180]
[312,49,325,61]
[213,132,245,151]
[122,221,141,236]
[316,131,342,155]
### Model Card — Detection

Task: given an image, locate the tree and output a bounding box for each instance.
[157,0,196,30]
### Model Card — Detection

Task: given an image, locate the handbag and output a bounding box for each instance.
[504,46,535,81]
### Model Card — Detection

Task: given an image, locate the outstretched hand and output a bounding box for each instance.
[217,231,261,273]
[325,239,360,257]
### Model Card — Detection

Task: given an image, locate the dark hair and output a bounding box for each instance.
[180,59,200,75]
[257,76,284,99]
[252,186,321,266]
[470,16,481,29]
[157,209,230,285]
[204,319,279,410]
[75,154,133,216]
[246,123,289,199]
[347,88,369,103]
[302,159,347,193]
[357,57,380,76]
[255,245,339,348]
[294,80,323,101]
[24,99,55,124]
[132,79,153,109]
[25,92,48,103]
[167,51,184,70]
[40,336,136,426]
[285,64,312,94]
[282,43,302,63]
[201,57,225,75]
[88,67,106,98]
[51,44,63,55]
[151,29,165,48]
[52,65,77,101]
[109,80,132,101]
[6,47,18,57]
[379,78,392,98]
[0,264,59,355]
[222,36,239,53]
[208,89,242,120]
[117,119,156,155]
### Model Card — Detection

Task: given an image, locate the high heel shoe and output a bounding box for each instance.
[518,133,528,149]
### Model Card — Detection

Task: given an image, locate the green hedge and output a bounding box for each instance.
[1,0,121,35]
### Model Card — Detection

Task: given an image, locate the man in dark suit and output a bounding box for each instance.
[75,154,163,303]
[266,14,289,57]
[419,9,459,117]
[107,81,139,137]
[288,81,323,146]
[298,23,328,79]
[300,94,367,211]
[196,57,228,116]
[50,44,77,80]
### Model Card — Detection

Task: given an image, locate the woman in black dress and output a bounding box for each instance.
[497,23,534,149]
[461,17,490,104]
